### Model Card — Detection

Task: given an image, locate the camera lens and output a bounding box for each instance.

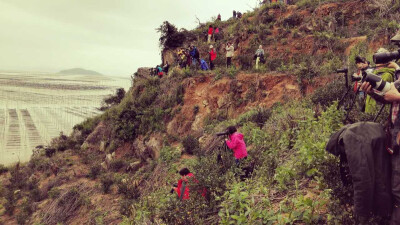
[373,51,400,64]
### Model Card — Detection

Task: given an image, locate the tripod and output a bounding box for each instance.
[336,68,385,123]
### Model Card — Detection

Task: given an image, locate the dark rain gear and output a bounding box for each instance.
[326,122,392,219]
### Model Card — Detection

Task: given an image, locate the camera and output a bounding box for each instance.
[216,131,229,136]
[373,33,400,64]
[361,71,400,94]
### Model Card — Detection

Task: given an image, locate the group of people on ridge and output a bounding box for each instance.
[151,62,170,78]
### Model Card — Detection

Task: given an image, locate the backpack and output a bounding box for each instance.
[200,59,209,70]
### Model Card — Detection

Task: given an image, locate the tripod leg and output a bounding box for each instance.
[373,104,386,122]
[345,92,358,122]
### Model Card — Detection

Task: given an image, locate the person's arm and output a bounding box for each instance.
[361,82,400,103]
[226,136,237,149]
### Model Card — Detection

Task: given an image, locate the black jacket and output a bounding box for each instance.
[326,122,392,217]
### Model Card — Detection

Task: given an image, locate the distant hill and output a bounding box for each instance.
[58,68,103,76]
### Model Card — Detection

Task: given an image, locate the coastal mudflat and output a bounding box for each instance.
[0,71,130,165]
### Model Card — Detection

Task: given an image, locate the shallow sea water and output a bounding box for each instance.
[0,71,130,165]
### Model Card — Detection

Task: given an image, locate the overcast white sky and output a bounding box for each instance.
[0,0,259,77]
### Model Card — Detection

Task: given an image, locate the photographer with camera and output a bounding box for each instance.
[363,48,396,114]
[353,56,372,104]
[221,126,248,166]
[361,46,400,224]
[171,168,206,200]
[225,42,234,68]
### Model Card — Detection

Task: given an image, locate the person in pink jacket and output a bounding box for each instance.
[225,126,248,166]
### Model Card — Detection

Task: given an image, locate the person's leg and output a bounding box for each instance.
[208,34,211,43]
[391,119,400,224]
[227,57,232,67]
[256,57,260,69]
[391,150,400,224]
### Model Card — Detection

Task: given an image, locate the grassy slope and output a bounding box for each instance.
[1,0,400,224]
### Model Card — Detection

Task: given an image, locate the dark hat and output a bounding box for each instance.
[355,56,367,64]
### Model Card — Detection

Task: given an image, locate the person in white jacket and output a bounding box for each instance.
[225,42,234,68]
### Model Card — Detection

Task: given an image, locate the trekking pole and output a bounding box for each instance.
[373,104,386,122]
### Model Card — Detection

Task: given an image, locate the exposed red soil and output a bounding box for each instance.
[167,72,330,136]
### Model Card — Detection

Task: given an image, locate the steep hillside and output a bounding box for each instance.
[1,0,399,224]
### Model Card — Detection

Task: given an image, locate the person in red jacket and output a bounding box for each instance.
[209,45,217,70]
[225,126,248,166]
[173,168,207,200]
[207,25,213,43]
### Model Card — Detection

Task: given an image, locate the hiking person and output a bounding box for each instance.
[172,168,205,200]
[200,59,209,71]
[224,126,248,166]
[255,45,265,69]
[217,13,221,21]
[163,61,170,75]
[177,48,186,68]
[237,11,242,19]
[190,45,200,67]
[225,42,234,68]
[352,56,373,110]
[233,10,236,19]
[156,65,163,78]
[364,48,395,114]
[360,59,400,224]
[214,26,220,41]
[208,25,213,43]
[185,48,192,68]
[326,122,392,224]
[209,45,217,70]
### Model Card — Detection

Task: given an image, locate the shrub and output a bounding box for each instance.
[16,211,29,225]
[48,187,61,199]
[0,164,8,174]
[120,199,134,217]
[117,181,140,200]
[176,84,185,105]
[265,57,284,71]
[160,146,181,164]
[296,0,320,9]
[310,78,347,108]
[100,88,126,111]
[245,107,271,128]
[109,159,127,172]
[4,189,15,216]
[182,135,200,155]
[282,13,302,28]
[100,174,114,194]
[157,21,186,50]
[73,115,101,139]
[236,54,254,70]
[87,164,103,179]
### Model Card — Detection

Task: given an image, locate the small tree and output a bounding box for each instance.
[156,21,186,50]
[100,88,126,111]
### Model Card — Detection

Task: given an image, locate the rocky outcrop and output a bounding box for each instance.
[82,121,112,152]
